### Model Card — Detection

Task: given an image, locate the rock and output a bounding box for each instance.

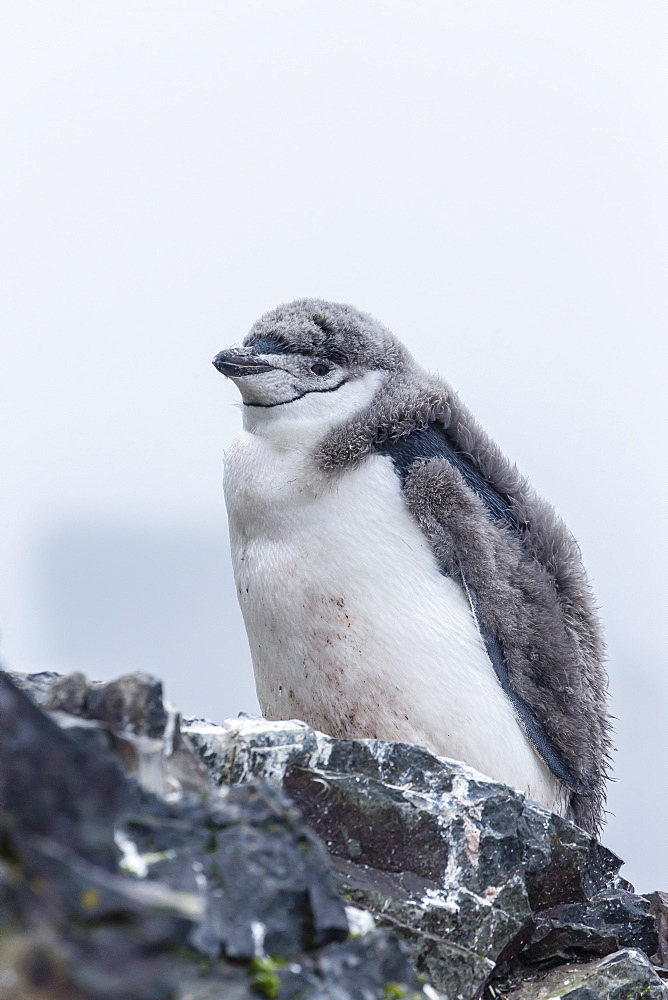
[647,892,668,968]
[6,669,63,707]
[521,889,658,966]
[123,781,350,960]
[0,667,126,870]
[44,671,169,738]
[0,670,423,1000]
[504,948,667,999]
[4,669,667,1000]
[182,715,624,997]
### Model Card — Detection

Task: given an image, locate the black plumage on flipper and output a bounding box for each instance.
[378,424,586,795]
[378,423,521,530]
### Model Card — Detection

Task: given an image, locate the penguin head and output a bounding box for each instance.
[213,299,409,416]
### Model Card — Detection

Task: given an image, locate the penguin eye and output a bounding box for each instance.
[310,362,331,377]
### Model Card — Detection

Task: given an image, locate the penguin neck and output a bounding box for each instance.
[240,370,384,453]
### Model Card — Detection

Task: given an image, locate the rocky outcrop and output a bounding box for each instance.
[1,668,666,1000]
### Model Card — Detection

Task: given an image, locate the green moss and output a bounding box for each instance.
[249,955,284,999]
[383,984,408,999]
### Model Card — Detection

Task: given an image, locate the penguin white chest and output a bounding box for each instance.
[223,428,561,810]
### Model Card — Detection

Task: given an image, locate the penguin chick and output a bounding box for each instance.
[213,299,611,834]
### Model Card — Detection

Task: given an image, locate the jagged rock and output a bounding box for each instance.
[3,669,667,1000]
[6,669,63,707]
[520,890,658,966]
[647,893,668,968]
[0,668,127,870]
[182,715,624,996]
[504,948,667,999]
[10,669,169,738]
[0,671,422,1000]
[44,671,169,738]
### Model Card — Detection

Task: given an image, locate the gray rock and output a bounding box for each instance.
[44,670,169,738]
[6,668,63,706]
[504,948,667,999]
[0,668,126,870]
[0,670,423,1000]
[5,669,667,1000]
[647,892,668,968]
[182,715,624,996]
[522,889,658,966]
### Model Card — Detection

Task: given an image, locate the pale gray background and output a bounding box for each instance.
[1,2,666,889]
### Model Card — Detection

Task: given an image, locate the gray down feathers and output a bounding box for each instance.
[245,299,612,835]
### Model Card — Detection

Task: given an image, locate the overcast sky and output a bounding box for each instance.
[1,1,666,890]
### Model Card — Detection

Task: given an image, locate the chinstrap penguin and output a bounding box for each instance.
[213,299,611,834]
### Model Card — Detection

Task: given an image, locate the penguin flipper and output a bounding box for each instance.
[377,422,521,531]
[377,422,585,794]
[462,580,584,792]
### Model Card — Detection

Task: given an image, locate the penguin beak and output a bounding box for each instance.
[212,349,275,378]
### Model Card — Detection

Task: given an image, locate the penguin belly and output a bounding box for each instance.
[224,430,563,813]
